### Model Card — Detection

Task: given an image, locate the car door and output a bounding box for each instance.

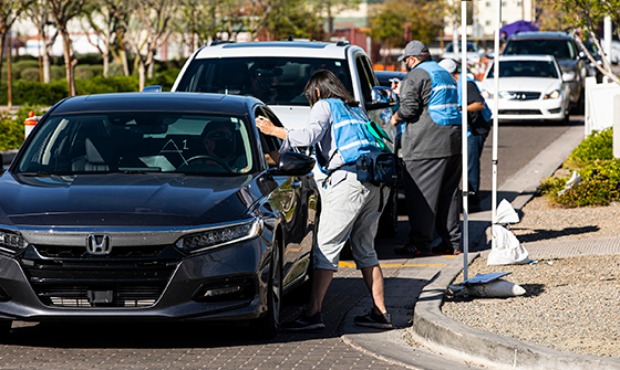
[255,106,318,289]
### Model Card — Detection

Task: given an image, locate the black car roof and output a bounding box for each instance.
[50,92,261,116]
[509,31,574,40]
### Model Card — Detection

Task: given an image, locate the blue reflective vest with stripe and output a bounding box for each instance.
[322,98,381,170]
[457,76,492,123]
[415,62,462,126]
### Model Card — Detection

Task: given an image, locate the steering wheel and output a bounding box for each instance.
[182,155,232,172]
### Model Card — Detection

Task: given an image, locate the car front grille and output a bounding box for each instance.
[501,91,541,100]
[20,245,183,308]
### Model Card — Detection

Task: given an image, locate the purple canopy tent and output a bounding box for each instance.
[500,20,539,37]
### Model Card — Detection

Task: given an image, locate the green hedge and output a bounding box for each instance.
[0,65,180,106]
[540,128,620,207]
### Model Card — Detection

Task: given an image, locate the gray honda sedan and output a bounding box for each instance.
[0,92,318,339]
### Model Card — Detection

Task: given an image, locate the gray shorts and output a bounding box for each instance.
[314,171,387,271]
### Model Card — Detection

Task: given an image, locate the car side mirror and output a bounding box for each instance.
[269,151,315,176]
[562,72,576,82]
[366,86,397,110]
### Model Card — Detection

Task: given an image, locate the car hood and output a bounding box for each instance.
[481,77,561,93]
[0,172,263,227]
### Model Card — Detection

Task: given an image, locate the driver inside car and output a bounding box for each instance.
[194,120,248,173]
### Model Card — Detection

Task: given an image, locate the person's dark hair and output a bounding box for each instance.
[417,53,432,63]
[304,69,358,106]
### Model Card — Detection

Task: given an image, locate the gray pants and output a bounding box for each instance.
[402,155,462,251]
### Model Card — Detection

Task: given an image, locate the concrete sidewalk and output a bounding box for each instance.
[338,125,620,370]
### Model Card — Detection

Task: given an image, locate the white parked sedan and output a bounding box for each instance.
[479,55,571,122]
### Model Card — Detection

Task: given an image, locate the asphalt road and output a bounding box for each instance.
[0,118,583,370]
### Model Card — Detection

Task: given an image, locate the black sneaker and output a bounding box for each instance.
[354,309,393,329]
[282,312,325,332]
[393,243,432,257]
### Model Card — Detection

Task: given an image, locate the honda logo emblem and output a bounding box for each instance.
[86,234,112,255]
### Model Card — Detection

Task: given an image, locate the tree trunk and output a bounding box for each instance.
[138,62,146,91]
[103,50,109,78]
[7,38,13,110]
[0,33,5,87]
[60,28,77,96]
[43,30,55,84]
[42,50,51,83]
[120,47,130,76]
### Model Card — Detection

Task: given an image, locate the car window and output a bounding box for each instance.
[487,60,559,79]
[175,57,353,107]
[504,39,576,60]
[254,107,283,168]
[16,112,255,176]
[355,55,376,104]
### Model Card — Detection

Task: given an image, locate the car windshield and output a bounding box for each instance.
[504,39,576,60]
[15,112,254,176]
[487,60,559,79]
[174,57,353,106]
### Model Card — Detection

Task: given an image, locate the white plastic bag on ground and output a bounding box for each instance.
[488,199,530,265]
[488,224,530,265]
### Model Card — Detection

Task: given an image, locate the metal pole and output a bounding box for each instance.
[461,0,469,281]
[491,0,501,246]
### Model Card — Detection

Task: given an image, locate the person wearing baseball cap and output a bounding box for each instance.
[397,40,431,65]
[390,41,463,258]
[438,58,492,214]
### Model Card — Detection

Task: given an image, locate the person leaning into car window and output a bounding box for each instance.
[255,69,393,332]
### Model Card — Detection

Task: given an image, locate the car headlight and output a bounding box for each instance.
[0,230,27,255]
[175,219,262,254]
[544,90,561,100]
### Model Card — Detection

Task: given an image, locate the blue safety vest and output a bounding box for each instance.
[457,76,492,122]
[415,62,462,126]
[319,98,382,171]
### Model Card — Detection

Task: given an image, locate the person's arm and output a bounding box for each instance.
[466,80,486,112]
[391,69,427,126]
[256,100,331,150]
[256,116,287,139]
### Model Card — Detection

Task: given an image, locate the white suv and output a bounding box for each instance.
[171,41,399,236]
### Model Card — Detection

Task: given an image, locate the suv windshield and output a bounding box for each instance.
[16,112,254,176]
[174,57,353,106]
[504,39,577,60]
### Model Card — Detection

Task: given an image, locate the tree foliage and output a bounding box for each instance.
[369,0,447,65]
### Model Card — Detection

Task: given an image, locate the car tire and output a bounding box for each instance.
[0,320,11,342]
[571,91,585,115]
[250,241,282,339]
